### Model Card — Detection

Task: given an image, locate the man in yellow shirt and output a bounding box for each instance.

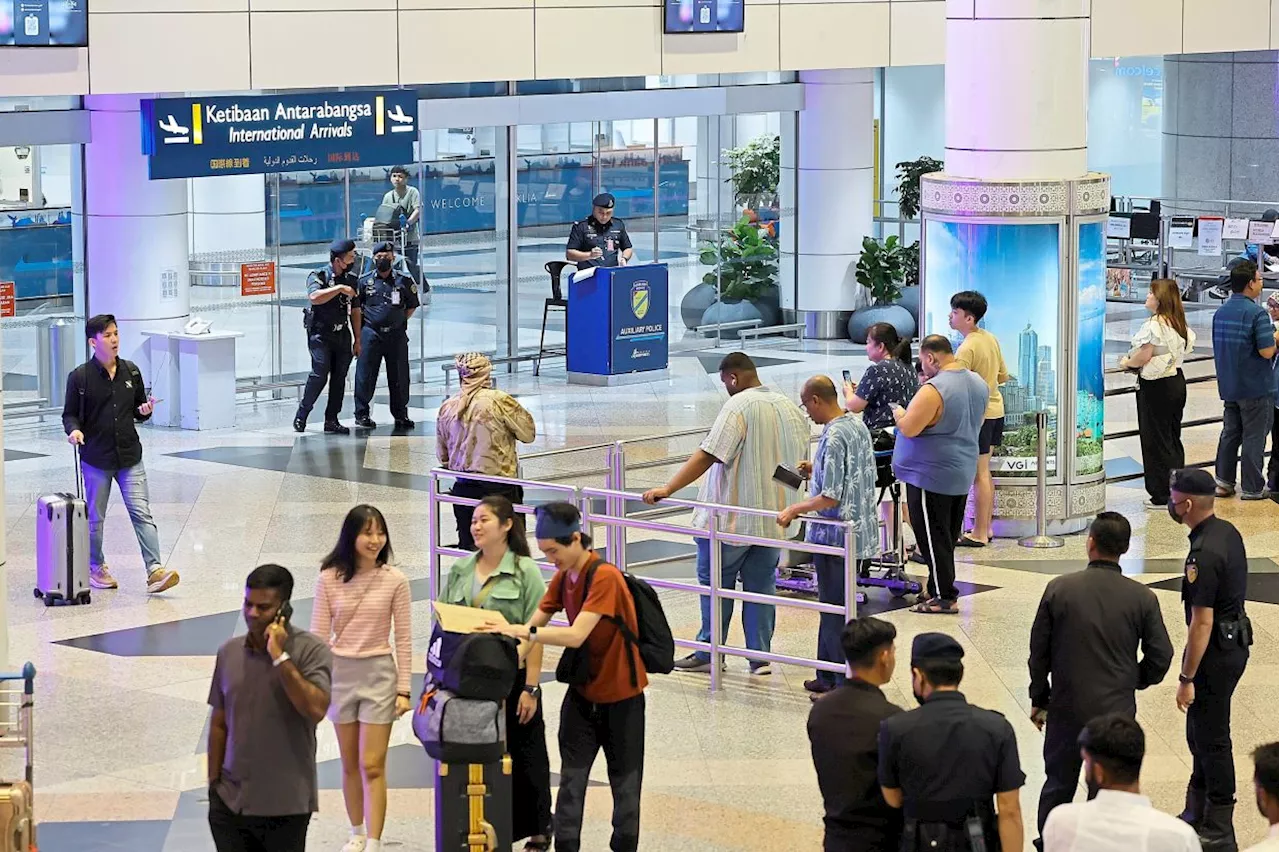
[950,291,1008,547]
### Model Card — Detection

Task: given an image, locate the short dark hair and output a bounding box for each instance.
[718,351,756,374]
[538,500,593,550]
[919,334,954,357]
[85,314,117,340]
[1254,742,1279,799]
[322,504,393,583]
[950,291,988,322]
[841,617,897,669]
[246,563,294,601]
[389,165,409,177]
[867,322,913,366]
[1088,511,1131,559]
[1079,713,1145,785]
[914,657,963,688]
[1230,260,1259,293]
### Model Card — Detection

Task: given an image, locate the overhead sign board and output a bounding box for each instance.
[140,91,418,180]
[0,0,86,46]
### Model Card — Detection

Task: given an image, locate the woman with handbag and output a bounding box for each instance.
[440,495,552,852]
[311,505,413,852]
[1120,278,1195,508]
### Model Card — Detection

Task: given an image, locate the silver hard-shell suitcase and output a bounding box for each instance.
[35,447,91,606]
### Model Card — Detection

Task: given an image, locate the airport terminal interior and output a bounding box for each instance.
[0,3,1278,851]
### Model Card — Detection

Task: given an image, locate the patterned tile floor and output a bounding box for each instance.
[1,332,1276,851]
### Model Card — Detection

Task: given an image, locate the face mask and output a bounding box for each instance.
[1166,499,1184,524]
[343,260,356,274]
[376,257,392,273]
[912,689,925,706]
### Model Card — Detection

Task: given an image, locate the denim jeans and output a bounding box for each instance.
[691,538,778,665]
[812,554,848,688]
[1215,398,1276,497]
[82,459,162,572]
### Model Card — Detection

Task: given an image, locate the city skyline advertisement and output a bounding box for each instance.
[924,219,1062,476]
[1076,221,1107,476]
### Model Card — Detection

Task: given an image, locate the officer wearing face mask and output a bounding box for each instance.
[1166,467,1252,851]
[294,239,359,435]
[878,633,1026,852]
[352,241,419,431]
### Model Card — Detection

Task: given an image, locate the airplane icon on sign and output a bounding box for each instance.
[387,104,414,133]
[159,115,190,143]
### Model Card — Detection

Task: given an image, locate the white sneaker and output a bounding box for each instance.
[749,662,773,676]
[146,567,180,594]
[340,836,367,852]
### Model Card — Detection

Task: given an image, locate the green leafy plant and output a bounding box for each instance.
[723,135,781,206]
[699,215,779,302]
[902,240,920,287]
[854,235,906,306]
[894,156,943,220]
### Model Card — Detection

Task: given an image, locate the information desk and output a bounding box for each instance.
[566,263,668,386]
[141,330,243,430]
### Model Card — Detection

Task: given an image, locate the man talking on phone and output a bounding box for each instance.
[207,564,333,852]
[566,193,633,270]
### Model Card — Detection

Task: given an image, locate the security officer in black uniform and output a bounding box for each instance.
[879,633,1026,852]
[293,239,359,434]
[565,193,634,270]
[1168,467,1252,852]
[352,241,419,431]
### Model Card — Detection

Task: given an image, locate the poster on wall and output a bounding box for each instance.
[0,0,86,46]
[1168,216,1195,249]
[1197,217,1224,257]
[924,219,1061,476]
[1076,222,1106,477]
[664,0,744,32]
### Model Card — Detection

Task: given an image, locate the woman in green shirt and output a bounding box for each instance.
[440,495,551,851]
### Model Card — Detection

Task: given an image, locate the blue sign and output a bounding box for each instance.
[139,91,418,180]
[664,0,743,33]
[0,0,85,46]
[609,265,668,373]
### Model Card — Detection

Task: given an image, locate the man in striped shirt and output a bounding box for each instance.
[643,352,809,675]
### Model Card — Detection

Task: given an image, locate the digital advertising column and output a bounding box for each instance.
[919,173,1110,537]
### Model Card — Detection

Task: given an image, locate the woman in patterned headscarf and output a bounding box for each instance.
[436,352,537,549]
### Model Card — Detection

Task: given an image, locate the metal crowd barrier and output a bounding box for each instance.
[425,467,858,692]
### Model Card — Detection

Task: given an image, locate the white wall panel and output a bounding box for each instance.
[890,0,944,66]
[1090,0,1183,57]
[89,14,249,93]
[537,8,661,78]
[662,5,779,74]
[400,10,535,83]
[538,0,657,8]
[401,0,531,7]
[781,3,887,70]
[250,11,396,88]
[1271,0,1278,49]
[0,49,88,96]
[1184,0,1270,52]
[92,0,245,9]
[975,0,1086,16]
[251,0,394,9]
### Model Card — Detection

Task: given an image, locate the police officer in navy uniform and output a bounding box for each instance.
[879,633,1026,852]
[1168,467,1253,852]
[565,193,634,270]
[352,241,419,430]
[293,239,359,435]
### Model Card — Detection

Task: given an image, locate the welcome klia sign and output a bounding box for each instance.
[139,91,418,180]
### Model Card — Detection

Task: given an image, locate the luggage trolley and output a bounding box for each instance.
[0,663,37,852]
[358,204,429,306]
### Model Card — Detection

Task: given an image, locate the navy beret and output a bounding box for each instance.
[372,241,396,255]
[329,238,356,255]
[592,193,615,209]
[1170,468,1216,496]
[911,632,964,666]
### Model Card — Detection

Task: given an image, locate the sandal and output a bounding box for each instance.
[911,598,958,615]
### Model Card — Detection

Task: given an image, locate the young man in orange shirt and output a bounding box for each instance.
[486,501,647,852]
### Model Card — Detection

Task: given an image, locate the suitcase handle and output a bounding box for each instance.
[73,444,83,501]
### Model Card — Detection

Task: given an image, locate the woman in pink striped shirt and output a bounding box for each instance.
[311,504,413,852]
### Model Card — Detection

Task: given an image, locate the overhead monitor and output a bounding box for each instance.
[0,1,87,46]
[664,0,743,33]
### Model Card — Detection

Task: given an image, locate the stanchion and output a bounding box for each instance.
[1019,410,1064,549]
[708,518,722,693]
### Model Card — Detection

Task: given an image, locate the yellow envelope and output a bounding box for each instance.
[432,600,508,633]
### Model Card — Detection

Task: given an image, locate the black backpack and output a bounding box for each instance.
[578,561,675,687]
[426,624,518,702]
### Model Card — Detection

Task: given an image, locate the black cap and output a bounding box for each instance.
[372,241,395,255]
[911,632,965,666]
[592,193,615,210]
[329,238,356,256]
[1170,468,1216,496]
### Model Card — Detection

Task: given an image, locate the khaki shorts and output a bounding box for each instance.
[329,654,398,725]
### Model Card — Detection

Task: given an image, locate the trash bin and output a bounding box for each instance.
[37,318,82,410]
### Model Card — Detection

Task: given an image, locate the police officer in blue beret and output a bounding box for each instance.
[565,193,633,271]
[878,632,1026,851]
[293,238,359,434]
[352,241,420,430]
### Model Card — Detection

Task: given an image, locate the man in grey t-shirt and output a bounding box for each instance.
[207,564,332,852]
[383,165,422,283]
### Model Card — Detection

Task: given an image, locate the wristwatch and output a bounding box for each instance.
[528,626,538,642]
[522,684,541,697]
[272,652,291,667]
[1178,673,1195,684]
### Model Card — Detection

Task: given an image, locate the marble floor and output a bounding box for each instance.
[1,335,1277,852]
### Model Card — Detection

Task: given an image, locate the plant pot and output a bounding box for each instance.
[702,299,765,339]
[680,282,719,330]
[896,286,921,324]
[847,304,916,345]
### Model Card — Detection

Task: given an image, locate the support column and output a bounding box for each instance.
[77,94,190,368]
[189,174,267,258]
[781,69,874,339]
[919,1,1108,537]
[0,370,8,676]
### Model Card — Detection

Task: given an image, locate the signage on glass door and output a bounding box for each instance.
[139,91,418,180]
[0,0,86,46]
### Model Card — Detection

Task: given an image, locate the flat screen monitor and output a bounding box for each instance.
[664,0,743,33]
[0,1,87,46]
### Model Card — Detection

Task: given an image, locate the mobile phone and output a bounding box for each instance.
[842,370,853,387]
[278,600,294,626]
[772,464,804,490]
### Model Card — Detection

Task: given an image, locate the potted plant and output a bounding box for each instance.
[724,135,781,214]
[847,235,917,344]
[689,215,780,336]
[893,155,943,220]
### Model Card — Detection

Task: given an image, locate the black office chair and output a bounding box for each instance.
[536,261,573,376]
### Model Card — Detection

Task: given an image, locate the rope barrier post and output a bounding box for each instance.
[610,441,628,572]
[708,517,722,693]
[428,471,440,603]
[843,520,857,625]
[1019,410,1064,549]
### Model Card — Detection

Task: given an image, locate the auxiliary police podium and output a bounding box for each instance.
[566,262,669,385]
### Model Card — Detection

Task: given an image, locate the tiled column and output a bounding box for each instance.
[189,174,266,257]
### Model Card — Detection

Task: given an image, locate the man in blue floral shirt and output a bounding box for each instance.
[778,375,879,698]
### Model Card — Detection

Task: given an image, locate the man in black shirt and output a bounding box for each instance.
[1027,511,1173,846]
[808,616,903,852]
[879,633,1025,852]
[565,193,633,271]
[293,238,358,435]
[1168,468,1252,850]
[61,314,179,594]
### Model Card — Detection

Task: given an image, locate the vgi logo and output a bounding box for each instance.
[630,280,650,320]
